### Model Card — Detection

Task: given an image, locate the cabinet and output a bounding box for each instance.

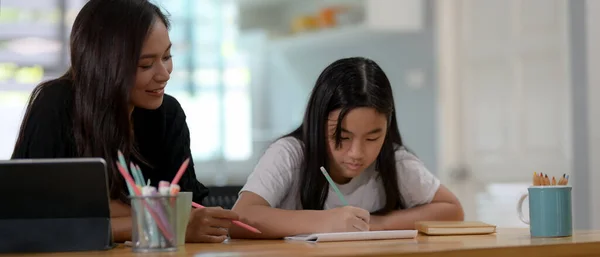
[237,0,424,52]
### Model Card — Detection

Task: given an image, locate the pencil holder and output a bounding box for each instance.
[175,192,193,246]
[130,195,178,252]
[517,186,572,237]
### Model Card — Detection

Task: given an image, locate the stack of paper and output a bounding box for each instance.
[284,230,418,242]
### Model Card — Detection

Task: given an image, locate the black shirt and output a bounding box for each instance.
[11,79,209,204]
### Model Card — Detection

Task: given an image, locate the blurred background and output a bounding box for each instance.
[1,0,599,230]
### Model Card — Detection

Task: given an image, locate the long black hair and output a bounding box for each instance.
[12,0,170,202]
[285,57,404,213]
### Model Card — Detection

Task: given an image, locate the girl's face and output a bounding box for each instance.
[131,20,173,110]
[326,107,388,184]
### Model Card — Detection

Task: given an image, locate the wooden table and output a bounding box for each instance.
[8,229,600,257]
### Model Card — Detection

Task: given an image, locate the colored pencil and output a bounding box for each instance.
[117,151,135,195]
[191,202,261,234]
[534,172,571,186]
[320,166,348,205]
[130,163,144,186]
[170,158,190,185]
[171,157,261,234]
[558,174,565,185]
[135,164,147,187]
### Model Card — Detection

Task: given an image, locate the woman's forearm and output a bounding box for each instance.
[109,200,132,242]
[111,216,132,242]
[110,200,131,217]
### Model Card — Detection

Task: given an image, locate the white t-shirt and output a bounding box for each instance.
[240,136,441,212]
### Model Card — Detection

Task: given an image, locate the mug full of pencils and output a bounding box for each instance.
[517,172,572,237]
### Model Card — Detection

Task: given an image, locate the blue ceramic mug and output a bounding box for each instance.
[517,186,572,237]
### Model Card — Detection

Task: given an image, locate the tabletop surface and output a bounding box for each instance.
[8,228,600,257]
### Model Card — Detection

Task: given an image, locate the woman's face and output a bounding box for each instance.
[131,20,173,110]
[326,107,388,184]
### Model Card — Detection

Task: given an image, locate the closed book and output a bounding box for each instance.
[415,221,496,235]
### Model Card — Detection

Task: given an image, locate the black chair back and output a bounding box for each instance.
[202,185,242,210]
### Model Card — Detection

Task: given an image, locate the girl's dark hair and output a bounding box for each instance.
[13,0,170,203]
[285,57,404,214]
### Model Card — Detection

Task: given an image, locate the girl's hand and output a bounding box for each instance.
[321,206,370,233]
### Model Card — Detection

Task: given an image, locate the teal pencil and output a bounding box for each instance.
[136,164,147,187]
[130,163,144,186]
[320,166,348,206]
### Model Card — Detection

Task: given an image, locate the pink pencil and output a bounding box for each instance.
[173,158,260,233]
[170,158,190,185]
[191,202,261,234]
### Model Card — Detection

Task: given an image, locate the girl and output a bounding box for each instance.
[12,0,236,243]
[230,57,464,239]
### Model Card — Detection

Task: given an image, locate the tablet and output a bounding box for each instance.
[284,230,418,242]
[0,158,114,253]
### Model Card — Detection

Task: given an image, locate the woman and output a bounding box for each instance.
[12,0,236,243]
[230,57,463,239]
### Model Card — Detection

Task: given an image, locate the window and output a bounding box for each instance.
[152,0,253,162]
[0,0,68,159]
[0,0,253,164]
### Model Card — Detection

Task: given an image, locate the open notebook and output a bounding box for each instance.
[284,230,418,242]
[415,221,496,236]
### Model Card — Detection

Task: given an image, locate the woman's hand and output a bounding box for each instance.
[186,207,240,243]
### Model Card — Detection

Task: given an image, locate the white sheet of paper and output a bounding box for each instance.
[284,230,418,242]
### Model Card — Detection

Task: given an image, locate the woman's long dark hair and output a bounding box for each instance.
[285,57,404,214]
[12,0,170,202]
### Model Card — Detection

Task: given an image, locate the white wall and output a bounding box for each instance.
[263,0,439,174]
[586,0,600,230]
